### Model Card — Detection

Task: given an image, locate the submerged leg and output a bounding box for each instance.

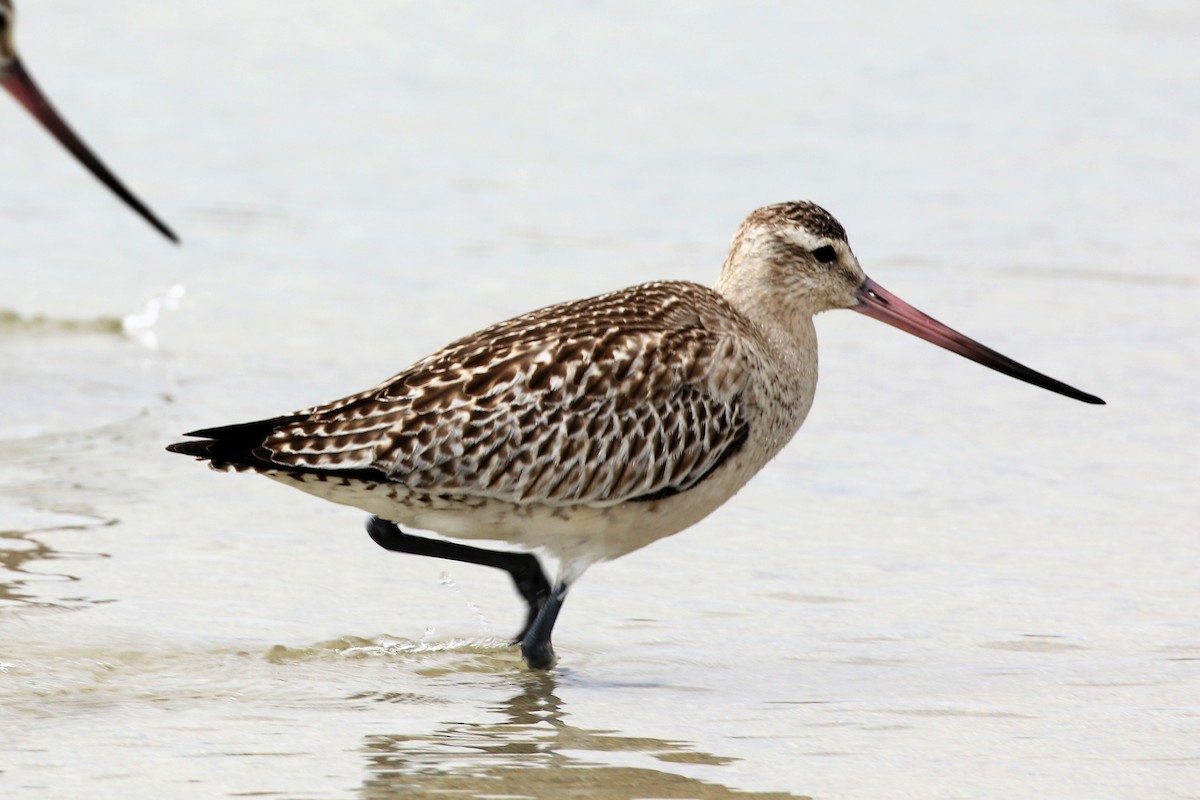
[520,581,569,670]
[365,516,551,642]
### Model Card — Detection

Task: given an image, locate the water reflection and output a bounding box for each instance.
[360,672,809,800]
[0,505,110,610]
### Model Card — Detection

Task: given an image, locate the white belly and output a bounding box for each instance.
[265,444,771,583]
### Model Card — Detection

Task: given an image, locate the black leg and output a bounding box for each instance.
[365,516,552,642]
[520,581,569,670]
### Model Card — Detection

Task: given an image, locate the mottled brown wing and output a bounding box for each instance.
[259,282,757,506]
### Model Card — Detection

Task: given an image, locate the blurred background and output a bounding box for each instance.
[1,1,1196,798]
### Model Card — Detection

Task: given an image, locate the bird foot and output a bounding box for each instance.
[520,638,556,670]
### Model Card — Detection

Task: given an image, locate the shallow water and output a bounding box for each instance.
[2,1,1198,798]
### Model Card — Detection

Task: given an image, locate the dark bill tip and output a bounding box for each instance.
[853,278,1105,405]
[1,57,179,243]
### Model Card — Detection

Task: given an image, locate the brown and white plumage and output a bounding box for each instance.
[261,282,753,506]
[170,201,1102,669]
[171,278,795,576]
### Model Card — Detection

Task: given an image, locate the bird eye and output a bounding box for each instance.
[811,245,837,264]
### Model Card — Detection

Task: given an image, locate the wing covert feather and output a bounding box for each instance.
[260,282,758,505]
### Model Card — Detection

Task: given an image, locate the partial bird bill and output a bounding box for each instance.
[0,48,178,242]
[853,277,1104,404]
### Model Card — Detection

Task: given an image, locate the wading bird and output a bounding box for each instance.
[169,201,1102,669]
[0,0,177,242]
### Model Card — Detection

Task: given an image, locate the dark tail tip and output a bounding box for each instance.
[166,439,215,458]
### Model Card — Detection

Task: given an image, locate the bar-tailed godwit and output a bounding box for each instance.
[0,0,177,241]
[169,201,1103,669]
